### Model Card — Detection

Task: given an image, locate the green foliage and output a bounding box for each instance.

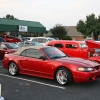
[39,33,44,36]
[76,13,100,40]
[62,35,72,40]
[45,30,49,34]
[49,24,68,39]
[3,14,18,20]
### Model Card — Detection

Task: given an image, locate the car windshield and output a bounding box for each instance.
[17,42,24,47]
[6,35,14,38]
[6,43,20,49]
[31,42,43,46]
[79,43,88,48]
[48,38,55,41]
[43,47,67,59]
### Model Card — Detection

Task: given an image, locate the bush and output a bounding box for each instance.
[62,35,72,40]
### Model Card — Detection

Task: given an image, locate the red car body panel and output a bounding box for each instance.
[2,46,100,83]
[2,35,21,43]
[85,40,100,63]
[46,40,94,59]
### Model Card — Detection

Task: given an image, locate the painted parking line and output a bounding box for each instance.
[0,73,65,89]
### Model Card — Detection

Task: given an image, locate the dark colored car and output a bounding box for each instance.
[0,42,20,58]
[0,37,6,42]
[2,46,100,86]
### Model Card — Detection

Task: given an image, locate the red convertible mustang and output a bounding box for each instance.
[2,46,100,86]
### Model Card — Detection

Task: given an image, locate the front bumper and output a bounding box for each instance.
[73,70,100,83]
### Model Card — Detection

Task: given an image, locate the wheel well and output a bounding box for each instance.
[93,60,100,64]
[8,61,18,68]
[8,61,13,66]
[8,61,19,75]
[54,66,73,79]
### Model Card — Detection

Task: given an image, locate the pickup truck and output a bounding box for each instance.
[46,40,95,59]
[2,35,21,43]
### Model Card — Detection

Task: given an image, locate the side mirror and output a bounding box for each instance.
[39,56,47,60]
[3,48,7,50]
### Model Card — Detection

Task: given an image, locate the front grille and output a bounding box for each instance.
[94,66,100,70]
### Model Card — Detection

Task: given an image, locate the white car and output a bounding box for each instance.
[26,37,55,46]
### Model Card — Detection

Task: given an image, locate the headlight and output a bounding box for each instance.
[5,52,9,54]
[78,67,93,71]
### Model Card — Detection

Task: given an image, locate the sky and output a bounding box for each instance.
[0,0,100,30]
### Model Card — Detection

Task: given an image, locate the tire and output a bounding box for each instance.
[55,68,73,86]
[8,62,19,76]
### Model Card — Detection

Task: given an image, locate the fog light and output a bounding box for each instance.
[88,77,92,80]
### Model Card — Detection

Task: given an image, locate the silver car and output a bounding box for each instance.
[17,41,43,48]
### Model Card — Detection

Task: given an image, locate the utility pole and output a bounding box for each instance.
[91,32,93,40]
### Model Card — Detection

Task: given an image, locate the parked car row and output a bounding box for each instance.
[1,37,100,86]
[2,46,100,86]
[0,36,56,58]
[0,41,43,58]
[26,37,56,46]
[2,34,22,43]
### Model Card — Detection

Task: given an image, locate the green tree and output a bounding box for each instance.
[3,14,18,20]
[76,13,100,40]
[49,24,68,39]
[62,35,72,40]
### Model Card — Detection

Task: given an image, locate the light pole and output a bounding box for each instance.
[0,84,4,100]
[91,32,93,40]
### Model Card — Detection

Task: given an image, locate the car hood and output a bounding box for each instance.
[85,40,100,49]
[56,57,99,67]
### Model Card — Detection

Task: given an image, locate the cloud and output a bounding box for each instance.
[0,0,23,8]
[0,0,100,30]
[32,1,45,8]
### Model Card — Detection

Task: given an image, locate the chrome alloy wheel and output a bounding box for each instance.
[56,69,68,85]
[9,62,18,76]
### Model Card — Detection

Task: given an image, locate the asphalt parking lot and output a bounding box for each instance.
[0,59,100,100]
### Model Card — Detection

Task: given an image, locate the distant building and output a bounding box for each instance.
[66,26,85,41]
[0,18,46,37]
[46,26,85,41]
